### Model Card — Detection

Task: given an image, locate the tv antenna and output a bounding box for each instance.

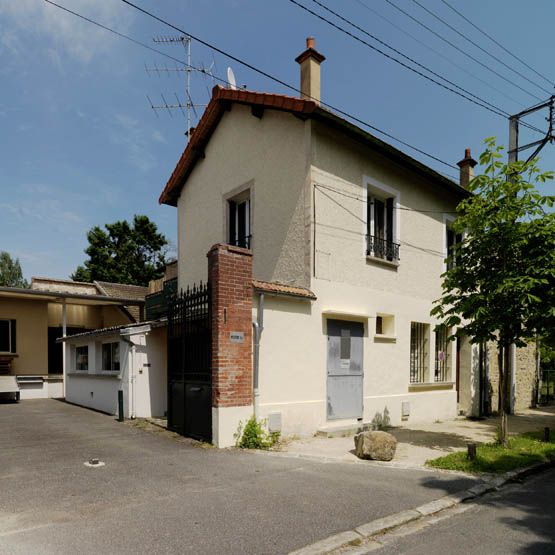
[146,35,206,140]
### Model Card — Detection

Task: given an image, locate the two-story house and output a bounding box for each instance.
[158,39,532,446]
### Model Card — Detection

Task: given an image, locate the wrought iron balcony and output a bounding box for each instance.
[366,235,400,262]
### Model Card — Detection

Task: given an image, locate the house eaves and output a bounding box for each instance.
[160,85,468,207]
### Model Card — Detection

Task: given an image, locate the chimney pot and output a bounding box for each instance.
[307,37,315,49]
[465,147,471,158]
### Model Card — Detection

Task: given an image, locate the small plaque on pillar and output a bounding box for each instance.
[230,331,245,343]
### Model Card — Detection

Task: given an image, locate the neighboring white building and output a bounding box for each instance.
[156,38,486,446]
[62,322,167,419]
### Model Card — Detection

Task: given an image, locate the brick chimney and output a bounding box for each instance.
[457,148,477,188]
[295,37,326,104]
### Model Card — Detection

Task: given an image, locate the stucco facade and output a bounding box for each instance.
[172,97,475,441]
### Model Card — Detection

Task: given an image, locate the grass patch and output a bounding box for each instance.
[426,431,555,474]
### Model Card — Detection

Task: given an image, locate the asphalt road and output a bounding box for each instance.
[375,468,555,555]
[0,399,476,555]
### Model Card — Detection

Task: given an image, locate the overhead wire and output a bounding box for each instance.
[44,0,458,171]
[352,0,524,108]
[111,0,462,170]
[295,0,545,136]
[292,0,508,118]
[383,0,543,102]
[409,0,552,96]
[439,0,555,89]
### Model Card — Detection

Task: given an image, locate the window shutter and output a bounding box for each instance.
[10,320,16,353]
[228,200,236,245]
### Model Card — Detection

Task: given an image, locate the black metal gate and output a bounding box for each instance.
[167,283,212,441]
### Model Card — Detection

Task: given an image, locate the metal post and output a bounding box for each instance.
[118,389,124,422]
[62,300,67,399]
[508,116,519,164]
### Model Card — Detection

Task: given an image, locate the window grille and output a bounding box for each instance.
[410,322,428,383]
[434,326,449,382]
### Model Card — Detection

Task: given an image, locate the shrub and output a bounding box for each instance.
[236,416,280,450]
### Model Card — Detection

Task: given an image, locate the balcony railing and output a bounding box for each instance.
[229,235,252,249]
[145,277,178,320]
[366,235,400,262]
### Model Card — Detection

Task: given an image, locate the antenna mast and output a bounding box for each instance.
[148,35,206,141]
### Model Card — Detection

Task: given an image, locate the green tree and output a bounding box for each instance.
[72,215,168,286]
[0,252,29,288]
[432,138,555,445]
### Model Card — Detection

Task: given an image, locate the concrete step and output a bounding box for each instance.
[316,421,372,438]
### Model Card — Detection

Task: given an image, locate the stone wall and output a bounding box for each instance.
[487,342,537,413]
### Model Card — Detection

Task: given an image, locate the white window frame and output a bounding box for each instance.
[74,344,89,372]
[223,181,254,249]
[362,176,401,259]
[0,319,13,354]
[101,341,121,373]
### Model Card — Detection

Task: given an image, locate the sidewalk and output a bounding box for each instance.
[276,406,555,469]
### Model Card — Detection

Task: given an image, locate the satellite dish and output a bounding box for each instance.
[227,67,237,90]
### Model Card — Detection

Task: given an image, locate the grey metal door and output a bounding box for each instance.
[327,320,363,420]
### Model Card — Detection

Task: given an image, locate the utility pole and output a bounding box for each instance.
[508,96,555,163]
[505,96,555,414]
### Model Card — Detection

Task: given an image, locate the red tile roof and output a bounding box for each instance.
[159,85,467,207]
[252,279,316,300]
[159,86,318,206]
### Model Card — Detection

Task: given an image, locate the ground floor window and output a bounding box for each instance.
[102,342,120,372]
[0,319,16,353]
[434,326,450,382]
[75,345,89,371]
[410,322,429,383]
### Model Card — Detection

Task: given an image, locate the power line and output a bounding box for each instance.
[439,0,555,89]
[352,0,524,108]
[410,0,552,97]
[294,0,544,137]
[306,0,509,116]
[43,0,233,89]
[110,0,459,170]
[383,0,542,102]
[292,0,508,118]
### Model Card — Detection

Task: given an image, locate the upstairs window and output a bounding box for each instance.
[228,193,251,249]
[367,193,399,262]
[0,320,16,354]
[446,224,463,270]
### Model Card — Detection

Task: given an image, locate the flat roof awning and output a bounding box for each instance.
[0,287,144,307]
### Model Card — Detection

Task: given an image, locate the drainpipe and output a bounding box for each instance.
[62,299,67,399]
[252,293,264,420]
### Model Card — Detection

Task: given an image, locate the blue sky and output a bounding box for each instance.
[1,0,554,281]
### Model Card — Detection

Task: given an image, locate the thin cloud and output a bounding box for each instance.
[0,0,134,63]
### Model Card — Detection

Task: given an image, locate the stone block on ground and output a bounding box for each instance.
[354,430,397,461]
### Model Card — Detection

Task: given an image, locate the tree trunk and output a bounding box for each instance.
[498,342,511,447]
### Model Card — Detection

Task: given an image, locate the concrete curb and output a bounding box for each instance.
[288,459,555,555]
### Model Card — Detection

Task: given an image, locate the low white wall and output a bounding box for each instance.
[65,373,123,415]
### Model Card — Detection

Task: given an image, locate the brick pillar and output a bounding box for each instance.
[207,244,253,446]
